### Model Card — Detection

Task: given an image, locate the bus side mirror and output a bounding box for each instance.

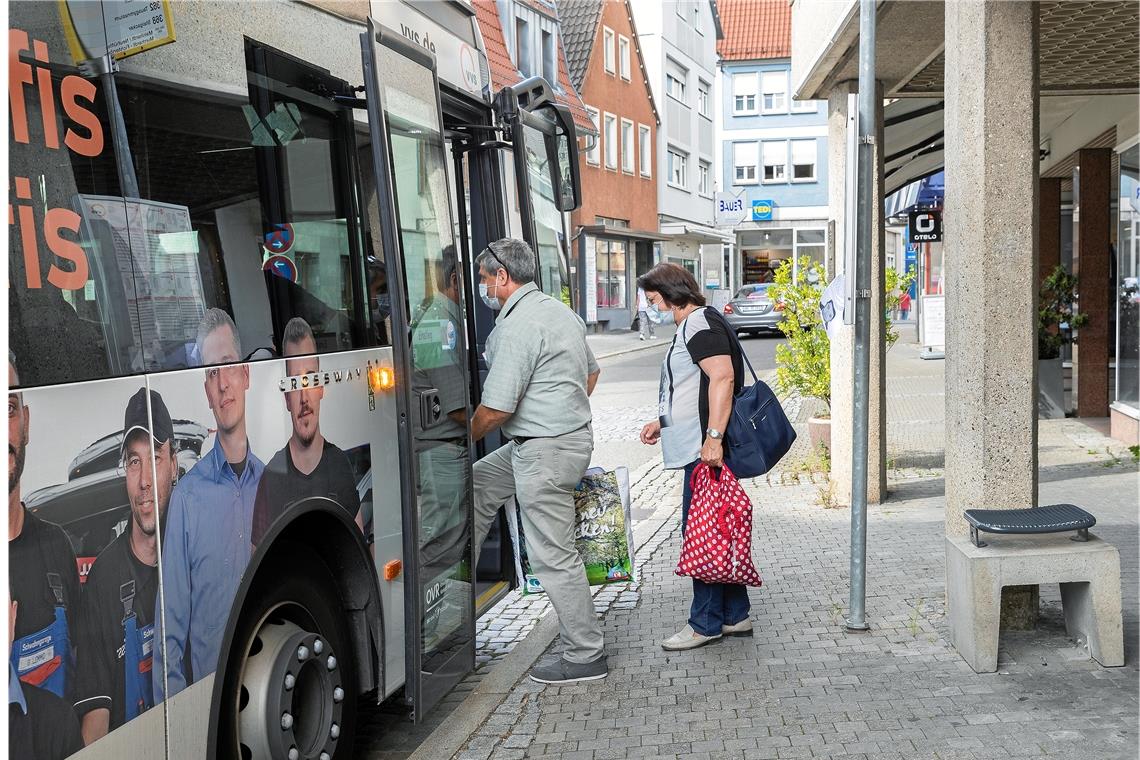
[544,103,581,213]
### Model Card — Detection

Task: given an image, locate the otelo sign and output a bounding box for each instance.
[909,208,942,242]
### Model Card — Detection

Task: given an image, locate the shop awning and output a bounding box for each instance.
[576,224,673,242]
[659,222,734,244]
[884,98,945,196]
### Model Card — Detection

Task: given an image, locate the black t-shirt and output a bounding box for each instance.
[9,682,84,760]
[688,308,745,433]
[250,440,361,545]
[8,509,80,690]
[73,531,159,729]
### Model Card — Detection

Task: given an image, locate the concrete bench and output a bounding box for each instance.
[946,531,1125,673]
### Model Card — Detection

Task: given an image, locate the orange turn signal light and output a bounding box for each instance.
[369,366,395,392]
[383,559,403,581]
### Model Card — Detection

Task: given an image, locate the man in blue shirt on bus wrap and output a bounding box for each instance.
[154,309,265,700]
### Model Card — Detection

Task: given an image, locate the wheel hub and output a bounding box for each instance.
[239,618,344,760]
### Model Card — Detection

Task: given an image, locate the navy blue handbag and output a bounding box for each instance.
[708,309,797,478]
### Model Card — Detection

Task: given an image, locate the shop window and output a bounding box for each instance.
[1116,142,1139,409]
[791,139,817,182]
[621,119,635,174]
[604,112,618,169]
[761,70,788,114]
[595,238,627,309]
[639,124,652,178]
[734,142,758,184]
[733,73,758,115]
[762,141,788,182]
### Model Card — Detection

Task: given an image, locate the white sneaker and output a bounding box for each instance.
[661,624,721,651]
[639,335,646,341]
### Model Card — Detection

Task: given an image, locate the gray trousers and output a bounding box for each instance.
[638,310,655,339]
[473,426,604,664]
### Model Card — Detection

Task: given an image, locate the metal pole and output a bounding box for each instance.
[846,0,875,633]
[92,53,140,198]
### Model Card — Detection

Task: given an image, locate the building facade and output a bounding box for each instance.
[716,0,828,289]
[559,0,661,330]
[631,0,730,299]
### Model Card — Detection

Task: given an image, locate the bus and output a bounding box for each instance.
[7,1,581,758]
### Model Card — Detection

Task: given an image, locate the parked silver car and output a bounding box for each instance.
[722,283,785,336]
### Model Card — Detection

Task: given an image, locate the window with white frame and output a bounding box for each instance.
[791,97,817,114]
[697,80,711,118]
[761,70,788,113]
[732,72,758,114]
[665,60,687,102]
[733,142,758,184]
[638,124,651,177]
[698,160,711,196]
[668,148,688,188]
[762,140,787,182]
[791,139,817,181]
[618,35,631,80]
[621,119,634,173]
[515,17,532,77]
[603,26,615,74]
[585,106,600,165]
[604,112,618,169]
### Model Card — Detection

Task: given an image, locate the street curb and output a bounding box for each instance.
[592,339,668,361]
[404,460,681,760]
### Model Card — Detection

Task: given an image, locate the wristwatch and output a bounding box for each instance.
[706,428,723,440]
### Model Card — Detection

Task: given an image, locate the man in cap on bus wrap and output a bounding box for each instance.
[468,238,606,685]
[250,317,361,546]
[74,388,176,743]
[154,308,265,700]
[8,351,81,704]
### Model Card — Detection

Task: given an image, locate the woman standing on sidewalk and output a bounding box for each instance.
[637,263,752,650]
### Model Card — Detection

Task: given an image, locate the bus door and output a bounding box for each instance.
[361,21,476,719]
[493,78,582,305]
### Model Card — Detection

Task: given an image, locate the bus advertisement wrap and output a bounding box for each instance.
[9,339,400,756]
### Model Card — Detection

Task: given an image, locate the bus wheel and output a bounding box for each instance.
[221,549,357,760]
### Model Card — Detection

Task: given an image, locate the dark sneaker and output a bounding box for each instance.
[528,655,608,684]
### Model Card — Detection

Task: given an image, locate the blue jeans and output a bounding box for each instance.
[681,461,752,637]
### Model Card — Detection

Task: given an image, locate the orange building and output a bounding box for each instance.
[560,0,661,330]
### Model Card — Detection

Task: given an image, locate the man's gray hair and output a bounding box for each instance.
[475,238,536,285]
[282,317,316,356]
[195,308,241,364]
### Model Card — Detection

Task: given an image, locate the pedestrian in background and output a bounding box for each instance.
[468,238,607,684]
[637,286,656,341]
[637,263,753,650]
[898,290,912,321]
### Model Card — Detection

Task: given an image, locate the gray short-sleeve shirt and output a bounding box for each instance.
[481,283,597,438]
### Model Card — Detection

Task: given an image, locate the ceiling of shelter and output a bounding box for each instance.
[899,1,1140,95]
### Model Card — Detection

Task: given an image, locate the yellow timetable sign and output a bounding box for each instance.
[59,0,176,63]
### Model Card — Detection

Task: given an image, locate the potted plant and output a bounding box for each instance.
[1038,265,1088,419]
[768,257,832,450]
[768,258,917,454]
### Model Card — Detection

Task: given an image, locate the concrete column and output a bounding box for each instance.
[944,0,1039,539]
[1075,149,1112,418]
[1039,178,1062,286]
[827,82,887,506]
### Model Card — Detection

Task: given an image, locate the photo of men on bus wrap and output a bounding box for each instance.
[7,309,378,757]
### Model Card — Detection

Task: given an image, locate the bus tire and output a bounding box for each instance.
[217,544,358,760]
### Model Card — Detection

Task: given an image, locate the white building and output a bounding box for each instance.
[631,0,731,295]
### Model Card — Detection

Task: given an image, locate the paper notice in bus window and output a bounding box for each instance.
[76,195,207,369]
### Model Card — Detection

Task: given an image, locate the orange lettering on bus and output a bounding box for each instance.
[9,29,33,145]
[45,208,88,290]
[61,75,103,157]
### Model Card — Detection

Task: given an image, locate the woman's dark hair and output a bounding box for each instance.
[637,263,706,308]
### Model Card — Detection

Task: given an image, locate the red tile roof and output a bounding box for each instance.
[716,0,791,61]
[472,0,596,135]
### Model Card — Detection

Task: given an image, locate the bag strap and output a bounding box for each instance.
[705,307,758,384]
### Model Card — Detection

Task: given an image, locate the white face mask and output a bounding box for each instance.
[479,282,502,310]
[646,302,672,325]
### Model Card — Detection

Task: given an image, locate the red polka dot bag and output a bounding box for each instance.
[675,463,763,586]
